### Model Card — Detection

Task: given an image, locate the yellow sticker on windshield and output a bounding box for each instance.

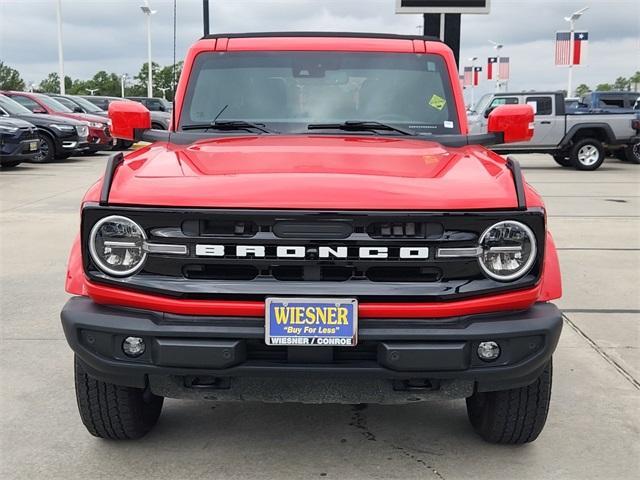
[428,94,446,111]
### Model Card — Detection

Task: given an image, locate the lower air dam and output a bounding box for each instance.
[269,337,353,345]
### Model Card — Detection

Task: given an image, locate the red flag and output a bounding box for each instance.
[487,57,497,80]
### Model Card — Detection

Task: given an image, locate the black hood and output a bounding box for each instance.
[9,112,86,128]
[0,116,36,129]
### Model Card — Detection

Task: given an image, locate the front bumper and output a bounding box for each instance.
[62,297,562,402]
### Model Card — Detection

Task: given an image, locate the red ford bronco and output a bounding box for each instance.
[61,33,562,444]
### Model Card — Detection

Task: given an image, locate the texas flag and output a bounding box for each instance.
[572,31,589,65]
[487,57,498,80]
[473,66,482,86]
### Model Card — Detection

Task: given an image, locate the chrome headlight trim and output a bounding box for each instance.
[89,215,148,277]
[477,220,537,282]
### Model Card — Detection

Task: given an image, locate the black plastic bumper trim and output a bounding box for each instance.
[61,297,562,393]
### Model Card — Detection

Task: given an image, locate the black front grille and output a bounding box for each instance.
[82,205,545,301]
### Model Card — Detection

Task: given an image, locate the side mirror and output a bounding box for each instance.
[487,104,534,143]
[108,100,151,140]
[73,106,84,113]
[483,106,495,119]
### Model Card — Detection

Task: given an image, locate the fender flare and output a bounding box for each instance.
[559,122,615,149]
[538,232,562,302]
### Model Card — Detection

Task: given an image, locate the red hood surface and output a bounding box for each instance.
[105,135,522,210]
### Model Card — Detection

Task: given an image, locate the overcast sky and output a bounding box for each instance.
[1,0,638,101]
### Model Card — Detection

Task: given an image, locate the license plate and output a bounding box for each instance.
[28,141,38,151]
[265,297,358,347]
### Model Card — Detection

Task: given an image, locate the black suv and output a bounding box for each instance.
[0,94,89,163]
[0,117,39,168]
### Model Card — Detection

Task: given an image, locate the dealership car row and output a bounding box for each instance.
[0,93,171,167]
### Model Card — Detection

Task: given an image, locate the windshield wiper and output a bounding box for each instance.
[307,120,414,136]
[182,120,273,134]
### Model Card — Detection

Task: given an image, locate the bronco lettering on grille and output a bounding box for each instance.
[194,245,429,259]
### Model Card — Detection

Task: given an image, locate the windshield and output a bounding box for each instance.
[37,95,73,113]
[180,51,459,135]
[0,94,32,115]
[71,96,104,113]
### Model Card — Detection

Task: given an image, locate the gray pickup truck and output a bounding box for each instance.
[468,92,640,170]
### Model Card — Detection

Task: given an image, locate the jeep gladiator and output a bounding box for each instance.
[61,33,563,444]
[468,92,640,169]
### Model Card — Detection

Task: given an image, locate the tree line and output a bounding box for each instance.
[574,71,640,98]
[1,60,638,101]
[0,61,183,100]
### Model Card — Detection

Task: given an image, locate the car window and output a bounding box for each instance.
[489,97,519,108]
[9,95,42,112]
[147,99,162,111]
[600,98,624,108]
[525,96,553,115]
[54,97,79,111]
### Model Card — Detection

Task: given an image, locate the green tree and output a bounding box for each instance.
[628,71,640,91]
[613,76,630,91]
[134,62,160,96]
[0,61,25,90]
[575,84,590,97]
[595,83,613,92]
[155,61,183,100]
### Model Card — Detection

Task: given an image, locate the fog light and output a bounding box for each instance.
[122,336,145,357]
[477,341,500,361]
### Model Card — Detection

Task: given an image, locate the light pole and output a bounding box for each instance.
[86,88,99,96]
[489,40,503,92]
[121,74,128,98]
[140,1,157,98]
[469,56,478,108]
[564,6,589,97]
[56,0,65,94]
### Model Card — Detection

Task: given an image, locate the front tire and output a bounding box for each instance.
[466,360,552,444]
[32,133,55,163]
[570,138,605,170]
[74,356,163,440]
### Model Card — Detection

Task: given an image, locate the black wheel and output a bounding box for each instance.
[74,356,163,440]
[466,360,552,444]
[151,123,165,130]
[569,138,605,171]
[115,140,134,150]
[32,132,54,163]
[0,161,21,168]
[623,142,640,164]
[552,154,572,167]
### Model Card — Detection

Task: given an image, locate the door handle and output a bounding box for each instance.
[540,121,552,124]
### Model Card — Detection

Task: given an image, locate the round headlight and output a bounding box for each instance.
[89,215,147,276]
[478,221,537,281]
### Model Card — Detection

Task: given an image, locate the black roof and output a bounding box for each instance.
[201,31,441,42]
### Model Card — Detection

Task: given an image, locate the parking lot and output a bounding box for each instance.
[1,153,638,479]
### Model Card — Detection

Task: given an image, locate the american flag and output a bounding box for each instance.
[463,66,472,86]
[473,66,482,86]
[499,57,510,80]
[556,31,588,65]
[487,57,497,80]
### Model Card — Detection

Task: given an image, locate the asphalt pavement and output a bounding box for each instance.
[1,152,638,479]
